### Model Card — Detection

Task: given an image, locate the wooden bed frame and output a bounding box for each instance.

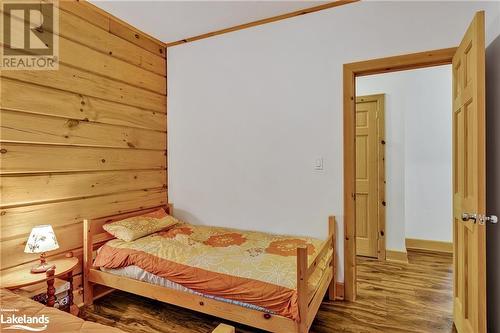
[83,204,336,333]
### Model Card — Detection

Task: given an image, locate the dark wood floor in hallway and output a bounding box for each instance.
[82,250,454,333]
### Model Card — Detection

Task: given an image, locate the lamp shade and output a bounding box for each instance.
[24,225,59,254]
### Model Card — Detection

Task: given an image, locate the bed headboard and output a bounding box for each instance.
[82,203,173,304]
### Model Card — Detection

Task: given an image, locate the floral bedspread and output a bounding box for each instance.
[94,223,330,320]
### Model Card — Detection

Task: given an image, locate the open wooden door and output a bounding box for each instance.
[452,11,486,333]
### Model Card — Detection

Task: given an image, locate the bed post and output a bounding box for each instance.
[328,216,337,300]
[296,246,308,333]
[167,203,174,215]
[83,219,94,305]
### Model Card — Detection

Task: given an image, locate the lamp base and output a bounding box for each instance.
[30,253,56,274]
[30,262,56,274]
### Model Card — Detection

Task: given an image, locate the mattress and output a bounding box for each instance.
[101,265,273,313]
[94,222,331,321]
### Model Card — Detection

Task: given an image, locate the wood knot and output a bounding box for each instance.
[126,142,136,148]
[135,33,139,39]
[264,313,271,319]
[66,119,80,128]
[199,301,204,306]
[101,159,106,163]
[0,148,7,154]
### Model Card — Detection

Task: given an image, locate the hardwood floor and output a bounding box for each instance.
[81,250,454,333]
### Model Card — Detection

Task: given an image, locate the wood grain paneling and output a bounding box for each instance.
[1,79,167,131]
[1,10,165,91]
[0,3,167,271]
[2,64,165,113]
[57,9,165,75]
[108,19,166,57]
[57,37,165,94]
[2,2,166,75]
[1,170,167,208]
[58,0,166,57]
[0,110,166,150]
[0,143,166,174]
[58,1,110,31]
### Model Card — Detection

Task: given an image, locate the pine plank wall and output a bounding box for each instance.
[0,1,167,302]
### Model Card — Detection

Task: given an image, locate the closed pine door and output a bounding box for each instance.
[355,95,384,258]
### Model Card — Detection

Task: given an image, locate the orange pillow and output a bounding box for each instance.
[103,208,179,241]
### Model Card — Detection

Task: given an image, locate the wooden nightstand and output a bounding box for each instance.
[0,257,79,315]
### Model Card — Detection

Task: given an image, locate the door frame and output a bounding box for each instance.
[343,47,457,301]
[355,94,386,260]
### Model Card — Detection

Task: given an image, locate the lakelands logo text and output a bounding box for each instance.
[0,310,49,331]
[1,0,59,70]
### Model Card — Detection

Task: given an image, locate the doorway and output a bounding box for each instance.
[343,48,458,301]
[354,66,454,263]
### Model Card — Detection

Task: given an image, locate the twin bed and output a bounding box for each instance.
[83,204,337,333]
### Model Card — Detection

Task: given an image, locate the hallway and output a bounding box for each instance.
[318,250,454,332]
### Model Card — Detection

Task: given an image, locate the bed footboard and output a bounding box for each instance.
[296,216,336,333]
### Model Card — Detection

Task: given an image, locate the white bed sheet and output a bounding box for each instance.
[100,265,274,313]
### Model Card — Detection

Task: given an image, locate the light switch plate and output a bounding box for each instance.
[314,157,324,170]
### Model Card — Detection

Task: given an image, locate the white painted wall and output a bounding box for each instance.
[356,66,453,252]
[168,1,500,281]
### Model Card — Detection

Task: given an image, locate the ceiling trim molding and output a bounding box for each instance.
[165,0,360,48]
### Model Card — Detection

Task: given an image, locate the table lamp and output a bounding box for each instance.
[24,225,60,273]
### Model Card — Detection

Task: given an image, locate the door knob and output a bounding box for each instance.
[485,215,499,224]
[462,213,498,225]
[462,213,477,222]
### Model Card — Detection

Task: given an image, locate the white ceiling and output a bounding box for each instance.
[90,1,328,44]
